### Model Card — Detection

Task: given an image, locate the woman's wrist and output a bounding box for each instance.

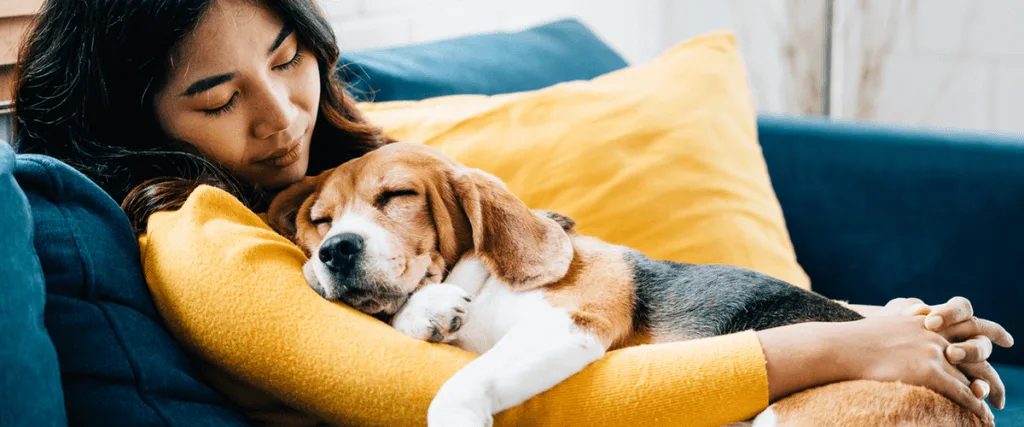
[756,322,850,402]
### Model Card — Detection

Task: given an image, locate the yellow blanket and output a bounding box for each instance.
[139,185,769,426]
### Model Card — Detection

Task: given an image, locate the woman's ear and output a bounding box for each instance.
[450,168,574,290]
[267,176,321,242]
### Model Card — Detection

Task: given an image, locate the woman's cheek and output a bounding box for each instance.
[191,115,252,168]
[298,55,322,110]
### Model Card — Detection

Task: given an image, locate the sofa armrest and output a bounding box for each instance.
[758,115,1024,365]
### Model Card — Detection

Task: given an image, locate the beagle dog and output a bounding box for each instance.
[268,142,982,427]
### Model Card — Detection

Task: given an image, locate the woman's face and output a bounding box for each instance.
[155,0,320,190]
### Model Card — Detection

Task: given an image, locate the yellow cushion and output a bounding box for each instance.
[359,31,810,289]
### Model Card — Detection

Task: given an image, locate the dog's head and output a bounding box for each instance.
[267,142,574,316]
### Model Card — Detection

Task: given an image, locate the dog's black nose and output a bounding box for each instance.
[319,233,364,271]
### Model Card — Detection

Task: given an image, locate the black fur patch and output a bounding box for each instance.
[534,210,576,231]
[627,251,862,341]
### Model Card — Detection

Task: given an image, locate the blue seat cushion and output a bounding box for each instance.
[0,142,66,426]
[13,153,251,426]
[338,18,628,102]
[994,363,1024,425]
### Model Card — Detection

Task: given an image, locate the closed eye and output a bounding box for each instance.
[310,216,331,226]
[374,189,418,209]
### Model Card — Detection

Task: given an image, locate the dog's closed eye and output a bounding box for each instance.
[310,216,332,226]
[375,189,419,209]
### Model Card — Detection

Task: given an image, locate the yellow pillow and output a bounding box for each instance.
[358,31,810,289]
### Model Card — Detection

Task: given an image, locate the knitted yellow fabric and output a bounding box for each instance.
[139,185,769,426]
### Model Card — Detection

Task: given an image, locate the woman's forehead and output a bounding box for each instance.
[165,0,287,83]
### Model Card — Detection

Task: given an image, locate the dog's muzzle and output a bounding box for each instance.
[317,232,407,314]
[320,232,363,272]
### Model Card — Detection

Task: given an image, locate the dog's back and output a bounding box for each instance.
[628,252,863,341]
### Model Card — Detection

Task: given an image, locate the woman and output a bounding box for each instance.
[12,0,1013,425]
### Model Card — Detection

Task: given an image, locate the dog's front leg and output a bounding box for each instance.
[427,310,606,427]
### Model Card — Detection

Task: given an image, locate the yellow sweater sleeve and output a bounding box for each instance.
[139,185,769,427]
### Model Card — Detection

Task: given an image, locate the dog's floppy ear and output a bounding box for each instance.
[268,176,321,242]
[448,168,574,290]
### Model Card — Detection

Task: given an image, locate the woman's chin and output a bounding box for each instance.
[253,159,310,190]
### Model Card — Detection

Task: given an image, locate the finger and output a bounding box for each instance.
[902,302,931,316]
[894,297,925,307]
[960,362,1005,410]
[925,296,973,331]
[971,379,990,400]
[886,297,923,309]
[943,359,972,387]
[935,370,993,423]
[942,317,1015,348]
[947,336,993,364]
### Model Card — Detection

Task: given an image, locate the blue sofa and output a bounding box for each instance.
[1,19,1020,427]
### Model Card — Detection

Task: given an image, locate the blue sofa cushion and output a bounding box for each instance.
[758,115,1024,366]
[0,142,66,427]
[13,153,251,426]
[994,363,1024,425]
[338,18,628,102]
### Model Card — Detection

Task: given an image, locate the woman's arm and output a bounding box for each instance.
[139,185,772,427]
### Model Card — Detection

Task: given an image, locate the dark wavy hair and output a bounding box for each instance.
[13,0,390,234]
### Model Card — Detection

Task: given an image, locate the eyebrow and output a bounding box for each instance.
[179,26,294,97]
[268,26,294,55]
[181,73,237,97]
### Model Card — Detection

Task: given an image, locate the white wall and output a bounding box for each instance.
[318,0,667,64]
[322,0,1024,135]
[830,0,1024,133]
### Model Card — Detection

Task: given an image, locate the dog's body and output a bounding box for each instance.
[268,142,980,427]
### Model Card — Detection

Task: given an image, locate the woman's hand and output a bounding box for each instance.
[832,315,995,424]
[877,297,1014,410]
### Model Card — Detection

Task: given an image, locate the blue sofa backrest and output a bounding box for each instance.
[759,115,1024,365]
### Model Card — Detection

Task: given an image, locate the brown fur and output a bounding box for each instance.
[766,380,983,427]
[541,235,641,349]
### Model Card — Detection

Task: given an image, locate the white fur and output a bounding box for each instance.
[751,405,779,427]
[395,256,607,427]
[428,298,605,427]
[323,212,392,256]
[392,283,470,343]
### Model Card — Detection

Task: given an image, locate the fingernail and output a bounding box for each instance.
[949,347,967,362]
[925,315,943,330]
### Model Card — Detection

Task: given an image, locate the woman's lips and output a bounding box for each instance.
[258,142,302,167]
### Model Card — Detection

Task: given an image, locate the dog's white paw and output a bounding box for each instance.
[428,399,493,427]
[393,283,471,343]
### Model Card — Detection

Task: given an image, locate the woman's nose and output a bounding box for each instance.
[251,79,299,140]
